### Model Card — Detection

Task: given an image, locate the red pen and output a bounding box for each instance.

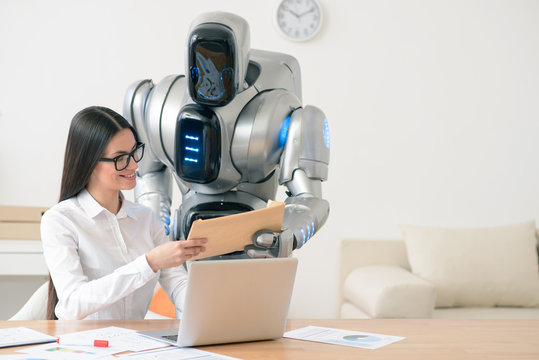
[56,338,109,347]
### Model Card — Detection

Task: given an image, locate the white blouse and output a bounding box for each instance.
[41,188,187,320]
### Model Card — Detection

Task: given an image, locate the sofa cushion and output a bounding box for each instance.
[401,220,539,308]
[343,265,436,318]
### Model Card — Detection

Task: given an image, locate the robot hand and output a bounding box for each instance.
[245,229,295,258]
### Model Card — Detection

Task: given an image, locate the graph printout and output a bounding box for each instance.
[284,326,405,350]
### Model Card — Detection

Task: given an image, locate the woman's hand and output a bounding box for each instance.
[146,239,207,272]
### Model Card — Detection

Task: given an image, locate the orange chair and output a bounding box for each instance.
[149,285,176,318]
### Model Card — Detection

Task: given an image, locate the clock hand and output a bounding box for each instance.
[285,8,300,18]
[298,7,315,18]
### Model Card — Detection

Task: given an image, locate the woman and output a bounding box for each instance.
[42,106,206,320]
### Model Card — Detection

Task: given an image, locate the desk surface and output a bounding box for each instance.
[1,319,539,359]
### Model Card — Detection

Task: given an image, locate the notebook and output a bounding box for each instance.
[138,257,298,347]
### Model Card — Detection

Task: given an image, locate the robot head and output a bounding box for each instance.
[186,12,250,107]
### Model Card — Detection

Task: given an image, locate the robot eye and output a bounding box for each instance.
[220,68,232,81]
[190,66,200,83]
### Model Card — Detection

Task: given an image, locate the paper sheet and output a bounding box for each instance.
[17,341,117,360]
[17,327,169,359]
[0,356,58,360]
[118,346,241,359]
[55,326,168,352]
[0,355,50,360]
[0,327,56,348]
[187,201,285,260]
[284,326,405,350]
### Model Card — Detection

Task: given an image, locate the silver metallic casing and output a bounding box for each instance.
[124,11,330,256]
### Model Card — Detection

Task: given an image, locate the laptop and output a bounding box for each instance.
[138,257,298,347]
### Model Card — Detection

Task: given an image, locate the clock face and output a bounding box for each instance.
[276,0,323,41]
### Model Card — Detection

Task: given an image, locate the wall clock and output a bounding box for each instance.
[275,0,323,41]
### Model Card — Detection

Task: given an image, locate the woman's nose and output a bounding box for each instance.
[128,155,139,171]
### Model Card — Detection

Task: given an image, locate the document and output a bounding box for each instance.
[17,341,117,359]
[17,327,169,359]
[284,326,405,350]
[0,327,56,348]
[0,356,68,360]
[187,201,285,260]
[53,326,167,352]
[118,346,241,359]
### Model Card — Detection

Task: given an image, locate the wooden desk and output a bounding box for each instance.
[1,319,539,359]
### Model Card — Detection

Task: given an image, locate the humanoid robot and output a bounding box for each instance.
[124,12,329,258]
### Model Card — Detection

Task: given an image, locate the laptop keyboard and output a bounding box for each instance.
[162,335,178,342]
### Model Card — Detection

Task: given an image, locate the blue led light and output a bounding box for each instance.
[185,135,199,140]
[323,119,330,148]
[191,66,199,82]
[185,147,199,152]
[173,212,178,239]
[197,88,224,100]
[310,221,315,238]
[300,228,306,246]
[221,67,232,81]
[279,115,291,147]
[184,157,198,163]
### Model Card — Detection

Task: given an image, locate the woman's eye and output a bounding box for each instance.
[116,154,129,164]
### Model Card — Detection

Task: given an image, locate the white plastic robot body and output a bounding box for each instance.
[124,12,329,258]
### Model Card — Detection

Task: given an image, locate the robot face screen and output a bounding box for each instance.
[188,25,237,106]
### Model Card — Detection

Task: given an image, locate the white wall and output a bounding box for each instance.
[1,0,538,318]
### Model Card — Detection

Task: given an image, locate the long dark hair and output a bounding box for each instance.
[46,106,137,320]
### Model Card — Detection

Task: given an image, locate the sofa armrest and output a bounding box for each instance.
[339,238,411,313]
[343,265,436,318]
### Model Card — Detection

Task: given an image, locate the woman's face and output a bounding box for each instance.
[89,128,138,193]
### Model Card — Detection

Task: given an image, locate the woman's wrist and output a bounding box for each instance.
[145,252,158,273]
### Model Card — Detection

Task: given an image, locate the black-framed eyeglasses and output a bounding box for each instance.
[99,142,145,171]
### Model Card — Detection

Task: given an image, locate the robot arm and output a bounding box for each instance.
[251,105,330,257]
[132,169,173,236]
[124,80,173,235]
[281,105,330,249]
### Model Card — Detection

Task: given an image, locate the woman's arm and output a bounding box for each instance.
[150,215,205,313]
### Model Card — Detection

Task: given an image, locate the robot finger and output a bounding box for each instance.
[253,230,279,248]
[245,246,276,258]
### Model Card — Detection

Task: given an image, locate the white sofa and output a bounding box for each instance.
[339,221,539,319]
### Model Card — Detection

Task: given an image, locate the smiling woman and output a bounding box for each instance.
[41,106,206,320]
[88,128,143,214]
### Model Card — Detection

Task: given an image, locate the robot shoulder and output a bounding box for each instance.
[231,89,300,183]
[249,49,302,101]
[144,75,188,167]
[123,79,153,132]
[279,106,330,184]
